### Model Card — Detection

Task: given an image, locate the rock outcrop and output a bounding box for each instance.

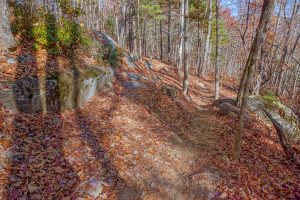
[0,66,115,113]
[92,31,136,68]
[215,96,300,140]
[247,95,300,140]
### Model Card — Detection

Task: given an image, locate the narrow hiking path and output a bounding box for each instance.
[58,62,226,199]
[1,58,300,199]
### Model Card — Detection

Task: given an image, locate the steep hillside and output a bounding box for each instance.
[0,36,300,199]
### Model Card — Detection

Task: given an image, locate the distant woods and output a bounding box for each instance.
[0,0,298,102]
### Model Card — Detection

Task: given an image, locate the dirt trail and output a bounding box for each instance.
[2,59,300,199]
[58,63,228,199]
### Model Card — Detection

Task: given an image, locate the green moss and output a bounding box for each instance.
[262,91,279,104]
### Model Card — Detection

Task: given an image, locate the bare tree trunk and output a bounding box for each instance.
[214,0,220,100]
[200,0,212,76]
[236,0,256,107]
[160,20,163,61]
[196,19,202,76]
[276,0,298,96]
[0,0,15,51]
[177,0,185,77]
[292,66,299,100]
[253,47,265,95]
[136,0,142,58]
[167,0,171,62]
[234,0,275,161]
[119,0,127,47]
[182,0,189,96]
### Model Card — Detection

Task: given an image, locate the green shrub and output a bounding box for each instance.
[103,47,123,67]
[30,14,91,55]
[57,18,91,50]
[11,3,91,55]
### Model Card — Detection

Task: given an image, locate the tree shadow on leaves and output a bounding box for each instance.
[68,20,140,199]
[6,11,79,199]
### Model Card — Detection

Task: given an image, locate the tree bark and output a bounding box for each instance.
[234,0,275,160]
[182,0,189,96]
[160,20,163,61]
[214,0,220,100]
[200,0,212,76]
[177,0,185,77]
[275,0,298,96]
[167,0,171,62]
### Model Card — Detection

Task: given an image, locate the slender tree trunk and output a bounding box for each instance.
[200,0,212,76]
[136,0,142,58]
[177,0,185,77]
[167,0,171,62]
[234,0,275,161]
[214,0,220,100]
[183,0,189,96]
[253,47,265,95]
[160,20,163,61]
[119,0,126,47]
[196,19,202,76]
[292,66,299,99]
[276,0,297,96]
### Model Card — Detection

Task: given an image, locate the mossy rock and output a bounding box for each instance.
[0,66,114,113]
[247,95,300,140]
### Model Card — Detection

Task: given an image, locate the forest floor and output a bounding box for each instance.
[0,50,300,199]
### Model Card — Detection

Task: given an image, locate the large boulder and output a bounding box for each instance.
[247,95,300,140]
[92,31,136,68]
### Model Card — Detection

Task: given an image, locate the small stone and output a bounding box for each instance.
[150,182,155,188]
[84,177,108,198]
[135,173,140,178]
[104,153,109,159]
[17,55,35,64]
[123,81,145,89]
[222,155,230,163]
[207,192,215,199]
[7,58,16,64]
[133,150,138,155]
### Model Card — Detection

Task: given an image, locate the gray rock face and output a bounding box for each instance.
[122,53,136,68]
[213,98,236,107]
[0,66,115,113]
[123,81,145,89]
[17,55,35,64]
[92,31,136,68]
[127,72,148,81]
[0,1,15,51]
[94,31,118,49]
[219,102,240,118]
[247,95,300,140]
[143,58,153,70]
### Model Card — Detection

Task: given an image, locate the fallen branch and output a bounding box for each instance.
[264,109,300,167]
